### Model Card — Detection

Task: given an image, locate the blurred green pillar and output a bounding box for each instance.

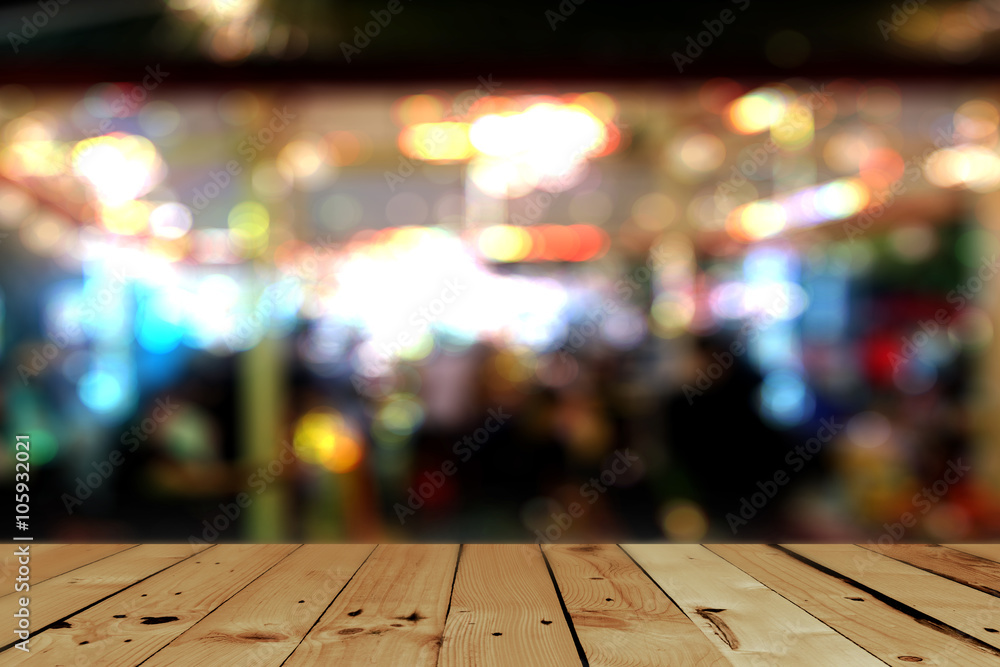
[239,334,286,541]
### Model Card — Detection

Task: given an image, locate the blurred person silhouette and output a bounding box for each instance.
[664,333,792,539]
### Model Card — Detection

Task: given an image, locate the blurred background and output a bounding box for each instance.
[3,0,1000,542]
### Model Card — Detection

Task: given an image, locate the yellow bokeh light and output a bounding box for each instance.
[71,133,161,205]
[572,91,618,124]
[478,225,531,262]
[0,117,66,177]
[97,199,153,236]
[467,156,534,198]
[807,178,871,221]
[325,437,363,473]
[170,0,260,26]
[848,178,871,210]
[468,111,522,158]
[727,89,786,135]
[293,408,363,473]
[400,122,473,162]
[925,146,1000,192]
[727,200,787,241]
[277,139,332,190]
[228,201,269,256]
[466,102,609,196]
[650,292,695,338]
[771,101,814,150]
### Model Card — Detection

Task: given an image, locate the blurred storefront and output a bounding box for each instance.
[3,0,1000,542]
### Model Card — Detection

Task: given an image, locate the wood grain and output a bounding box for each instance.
[860,543,1000,597]
[284,544,458,666]
[0,543,209,639]
[623,544,882,666]
[544,544,729,666]
[784,543,1000,651]
[0,544,59,601]
[143,544,374,666]
[439,544,582,667]
[4,544,296,665]
[709,543,1000,666]
[943,544,1000,564]
[0,544,135,593]
[4,543,1000,665]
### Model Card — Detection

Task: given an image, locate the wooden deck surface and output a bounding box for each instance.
[3,544,1000,665]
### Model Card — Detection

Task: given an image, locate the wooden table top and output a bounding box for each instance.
[2,544,1000,665]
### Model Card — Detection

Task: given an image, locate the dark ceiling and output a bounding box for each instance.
[0,0,995,83]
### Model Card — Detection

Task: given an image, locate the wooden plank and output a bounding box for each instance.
[710,544,1000,666]
[784,544,1000,651]
[2,544,297,665]
[10,543,1000,665]
[144,545,374,667]
[543,544,730,666]
[622,544,882,666]
[0,545,58,597]
[0,543,211,638]
[0,545,136,592]
[439,544,582,667]
[860,544,1000,597]
[284,544,457,666]
[943,544,1000,564]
